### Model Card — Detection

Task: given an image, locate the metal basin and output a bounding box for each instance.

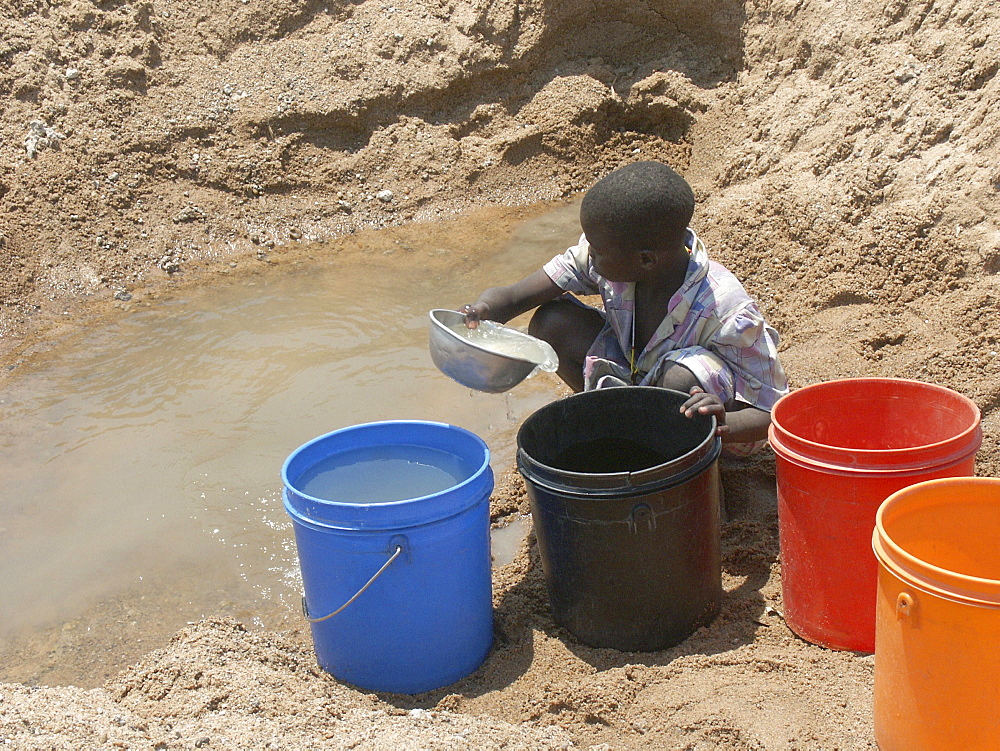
[428,309,557,393]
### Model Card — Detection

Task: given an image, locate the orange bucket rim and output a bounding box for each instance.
[873,477,1000,607]
[771,377,981,461]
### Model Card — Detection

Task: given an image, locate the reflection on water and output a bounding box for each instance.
[0,200,581,686]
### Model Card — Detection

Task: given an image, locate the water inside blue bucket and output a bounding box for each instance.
[298,444,470,504]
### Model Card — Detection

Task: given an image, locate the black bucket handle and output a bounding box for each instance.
[628,503,656,534]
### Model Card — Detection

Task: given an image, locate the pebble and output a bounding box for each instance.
[173,205,206,223]
[65,67,80,80]
[288,227,302,240]
[114,291,132,302]
[376,189,394,203]
[24,120,65,158]
[337,200,353,214]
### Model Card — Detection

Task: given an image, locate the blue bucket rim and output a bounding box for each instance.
[282,420,493,530]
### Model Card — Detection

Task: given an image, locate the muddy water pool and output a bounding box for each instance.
[0,202,581,686]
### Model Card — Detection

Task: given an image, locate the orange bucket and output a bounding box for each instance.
[873,477,1000,749]
[769,378,981,652]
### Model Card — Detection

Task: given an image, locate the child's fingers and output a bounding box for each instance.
[681,395,721,418]
[458,303,482,328]
[680,388,707,413]
[682,392,715,407]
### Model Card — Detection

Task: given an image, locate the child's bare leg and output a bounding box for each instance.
[529,298,605,392]
[656,361,699,394]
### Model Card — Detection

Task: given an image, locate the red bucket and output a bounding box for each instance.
[768,378,981,652]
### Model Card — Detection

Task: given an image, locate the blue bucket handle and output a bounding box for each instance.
[302,542,405,623]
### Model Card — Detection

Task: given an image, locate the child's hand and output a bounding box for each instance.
[680,386,728,437]
[457,302,490,329]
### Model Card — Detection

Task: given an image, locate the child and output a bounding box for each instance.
[460,161,788,455]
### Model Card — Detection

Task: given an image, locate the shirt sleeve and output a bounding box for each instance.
[711,303,789,411]
[542,234,601,295]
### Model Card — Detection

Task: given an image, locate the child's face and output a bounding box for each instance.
[583,215,691,283]
[582,220,648,282]
[588,238,645,282]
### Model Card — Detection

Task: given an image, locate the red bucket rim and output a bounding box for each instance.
[770,377,981,471]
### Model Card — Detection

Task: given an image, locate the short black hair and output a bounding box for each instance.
[579,161,695,251]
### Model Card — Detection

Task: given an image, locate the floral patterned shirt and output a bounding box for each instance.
[542,229,789,410]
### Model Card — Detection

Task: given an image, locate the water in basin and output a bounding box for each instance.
[0,201,580,686]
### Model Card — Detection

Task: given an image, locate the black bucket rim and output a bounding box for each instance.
[516,386,721,498]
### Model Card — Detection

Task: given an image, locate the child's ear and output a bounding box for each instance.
[638,249,658,269]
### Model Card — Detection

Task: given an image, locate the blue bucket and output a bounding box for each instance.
[282,420,494,694]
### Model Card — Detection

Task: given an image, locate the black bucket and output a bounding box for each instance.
[516,386,723,651]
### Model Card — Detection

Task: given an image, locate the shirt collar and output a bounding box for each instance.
[681,229,710,291]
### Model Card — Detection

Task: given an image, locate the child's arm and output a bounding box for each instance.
[680,386,772,444]
[459,269,564,328]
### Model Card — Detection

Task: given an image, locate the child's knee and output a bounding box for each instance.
[527,299,568,340]
[528,298,603,348]
[654,349,735,404]
[656,361,699,393]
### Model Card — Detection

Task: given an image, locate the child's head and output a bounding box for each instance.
[579,161,694,258]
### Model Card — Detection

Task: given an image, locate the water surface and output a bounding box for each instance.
[0,201,581,686]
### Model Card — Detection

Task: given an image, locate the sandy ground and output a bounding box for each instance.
[2,0,1000,747]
